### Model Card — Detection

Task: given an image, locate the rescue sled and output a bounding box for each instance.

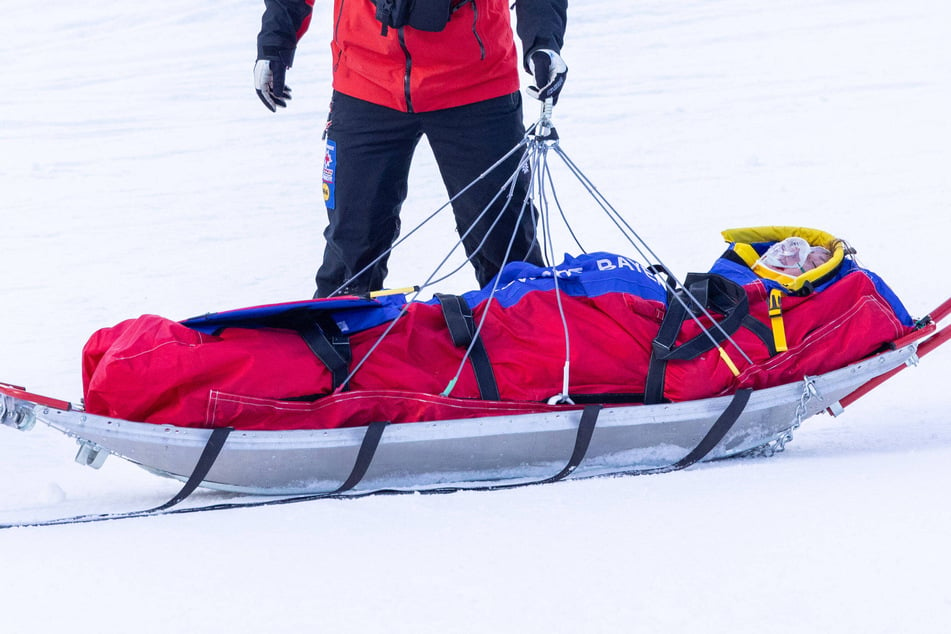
[2,298,947,497]
[2,118,949,521]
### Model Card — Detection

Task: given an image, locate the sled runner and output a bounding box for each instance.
[2,112,948,526]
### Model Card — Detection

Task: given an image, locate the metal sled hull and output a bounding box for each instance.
[5,345,917,495]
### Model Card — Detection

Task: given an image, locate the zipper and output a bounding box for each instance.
[397,27,414,112]
[469,0,485,60]
[332,0,346,73]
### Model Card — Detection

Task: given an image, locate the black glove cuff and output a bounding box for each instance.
[258,46,296,68]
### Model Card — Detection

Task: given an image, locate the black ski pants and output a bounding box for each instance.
[315,90,543,297]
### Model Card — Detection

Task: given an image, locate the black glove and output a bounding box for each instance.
[527,49,568,105]
[253,58,292,112]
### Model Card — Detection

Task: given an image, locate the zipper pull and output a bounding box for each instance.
[376,0,394,36]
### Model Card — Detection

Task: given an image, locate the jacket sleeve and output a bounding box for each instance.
[257,0,315,66]
[513,0,568,70]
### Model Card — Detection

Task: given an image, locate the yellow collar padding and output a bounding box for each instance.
[721,226,845,292]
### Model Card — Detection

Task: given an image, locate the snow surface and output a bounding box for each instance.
[2,0,950,631]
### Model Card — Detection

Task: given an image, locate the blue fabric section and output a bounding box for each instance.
[455,252,668,309]
[181,253,667,336]
[181,295,407,335]
[709,249,914,327]
[707,257,761,287]
[861,269,915,326]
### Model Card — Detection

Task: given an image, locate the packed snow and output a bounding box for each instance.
[1,0,949,631]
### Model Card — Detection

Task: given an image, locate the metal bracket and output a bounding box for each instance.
[75,440,109,469]
[1,394,36,431]
[827,400,846,417]
[531,99,559,142]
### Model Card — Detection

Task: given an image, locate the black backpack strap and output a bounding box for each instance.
[298,315,353,392]
[644,274,751,404]
[742,314,777,357]
[435,293,501,401]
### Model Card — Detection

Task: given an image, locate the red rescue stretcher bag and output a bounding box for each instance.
[81,233,916,430]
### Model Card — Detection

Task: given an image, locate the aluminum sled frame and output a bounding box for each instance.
[0,341,929,496]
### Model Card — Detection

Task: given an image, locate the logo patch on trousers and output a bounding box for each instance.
[322,140,336,209]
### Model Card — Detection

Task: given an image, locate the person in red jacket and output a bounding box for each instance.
[254,0,568,297]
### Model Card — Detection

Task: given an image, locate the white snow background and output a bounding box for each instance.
[2,0,950,631]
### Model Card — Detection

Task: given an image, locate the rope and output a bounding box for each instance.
[327,137,531,298]
[338,147,535,395]
[333,109,755,395]
[532,136,574,403]
[549,143,754,368]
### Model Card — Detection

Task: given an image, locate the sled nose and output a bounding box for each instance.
[1,391,36,431]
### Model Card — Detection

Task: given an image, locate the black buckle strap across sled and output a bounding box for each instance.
[298,314,353,392]
[644,273,774,404]
[436,293,501,401]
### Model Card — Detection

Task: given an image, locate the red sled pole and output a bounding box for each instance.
[0,382,73,412]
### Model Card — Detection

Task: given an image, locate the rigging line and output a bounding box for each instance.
[424,148,532,288]
[552,144,753,366]
[328,136,531,297]
[543,157,586,254]
[550,145,656,262]
[440,143,544,397]
[549,144,755,366]
[335,149,534,394]
[536,145,556,263]
[534,139,574,403]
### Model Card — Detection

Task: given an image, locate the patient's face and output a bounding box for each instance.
[756,238,832,276]
[804,247,832,270]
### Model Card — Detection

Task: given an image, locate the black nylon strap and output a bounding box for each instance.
[150,425,233,512]
[436,293,474,347]
[435,293,501,401]
[643,355,671,405]
[742,314,777,356]
[424,402,601,492]
[535,403,601,484]
[299,319,352,391]
[664,388,751,471]
[331,420,389,494]
[659,275,750,361]
[626,388,752,476]
[645,274,752,404]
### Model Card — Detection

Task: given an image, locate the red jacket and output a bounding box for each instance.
[258,0,567,113]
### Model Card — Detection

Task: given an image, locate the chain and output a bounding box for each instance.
[738,376,818,459]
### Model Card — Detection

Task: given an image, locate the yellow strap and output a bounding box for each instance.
[369,286,420,298]
[768,289,788,352]
[717,346,741,377]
